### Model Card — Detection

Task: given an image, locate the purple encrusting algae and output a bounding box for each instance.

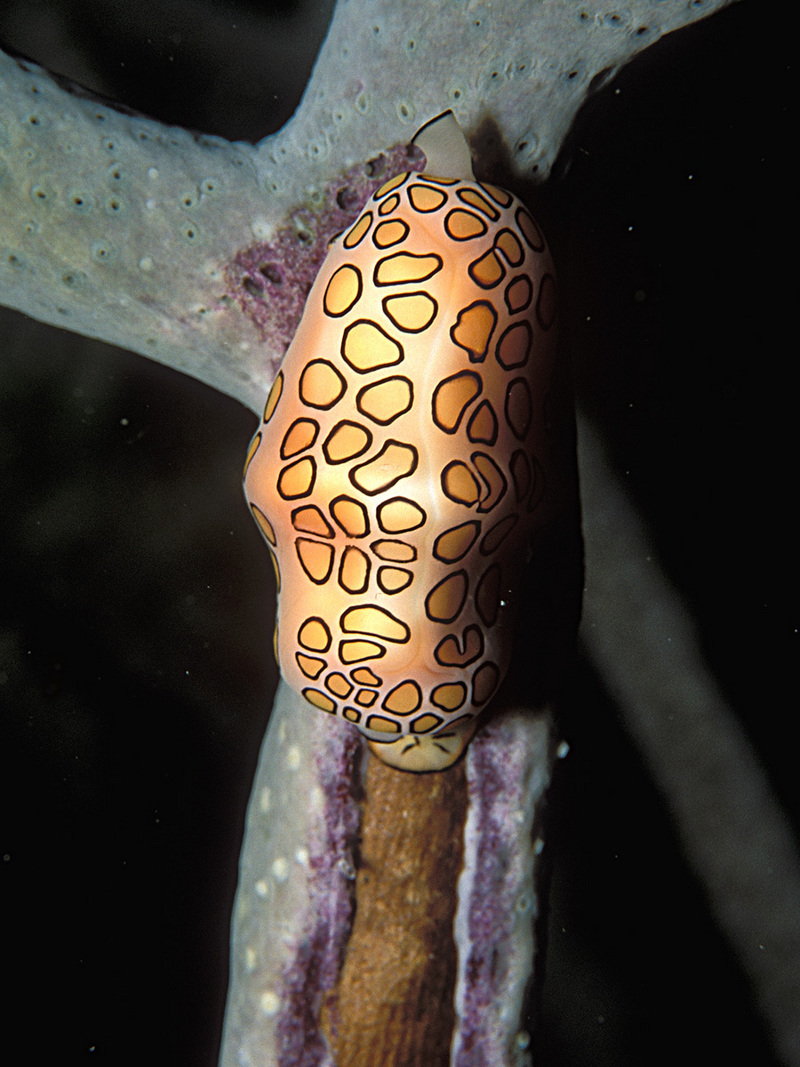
[453,715,547,1066]
[274,723,363,1065]
[226,142,425,380]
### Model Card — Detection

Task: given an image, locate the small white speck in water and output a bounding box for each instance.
[337,856,356,880]
[515,1030,531,1050]
[251,216,273,240]
[286,745,301,770]
[556,740,570,760]
[515,892,533,915]
[259,990,280,1017]
[271,857,290,882]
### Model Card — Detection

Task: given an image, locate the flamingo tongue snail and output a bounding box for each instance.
[243,111,558,772]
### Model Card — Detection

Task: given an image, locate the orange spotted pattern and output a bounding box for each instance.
[244,170,557,752]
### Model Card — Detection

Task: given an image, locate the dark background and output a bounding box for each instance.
[0,2,794,1065]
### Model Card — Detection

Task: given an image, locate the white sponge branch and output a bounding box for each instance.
[1,0,737,415]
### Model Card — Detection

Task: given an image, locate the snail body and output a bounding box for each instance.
[244,112,557,771]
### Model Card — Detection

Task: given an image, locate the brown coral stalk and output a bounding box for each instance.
[321,757,468,1067]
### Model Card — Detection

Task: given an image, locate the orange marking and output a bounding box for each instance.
[433,521,480,563]
[277,456,316,500]
[373,219,409,248]
[371,539,416,563]
[410,713,443,734]
[450,301,497,361]
[296,652,326,679]
[515,206,545,251]
[494,229,524,266]
[430,682,467,711]
[466,399,498,445]
[339,640,385,664]
[291,505,334,539]
[434,625,484,667]
[425,570,468,623]
[341,605,410,643]
[472,451,507,513]
[374,173,408,199]
[374,251,442,286]
[475,564,501,628]
[350,667,382,686]
[341,319,403,373]
[472,662,500,705]
[243,431,261,476]
[496,321,532,369]
[505,378,533,440]
[330,495,370,538]
[469,248,505,289]
[295,538,334,584]
[323,420,372,464]
[250,503,276,545]
[356,376,413,425]
[381,680,422,716]
[376,497,426,534]
[441,460,481,506]
[480,514,518,555]
[480,182,513,208]
[382,291,437,333]
[408,184,448,212]
[445,208,487,241]
[299,360,346,409]
[298,617,331,652]
[324,264,362,317]
[303,688,337,713]
[354,688,378,707]
[378,194,400,216]
[457,187,500,220]
[280,418,319,459]
[432,371,482,434]
[325,672,353,698]
[349,440,418,495]
[344,211,372,249]
[377,566,413,594]
[262,371,283,422]
[338,545,370,594]
[365,714,401,734]
[505,275,533,313]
